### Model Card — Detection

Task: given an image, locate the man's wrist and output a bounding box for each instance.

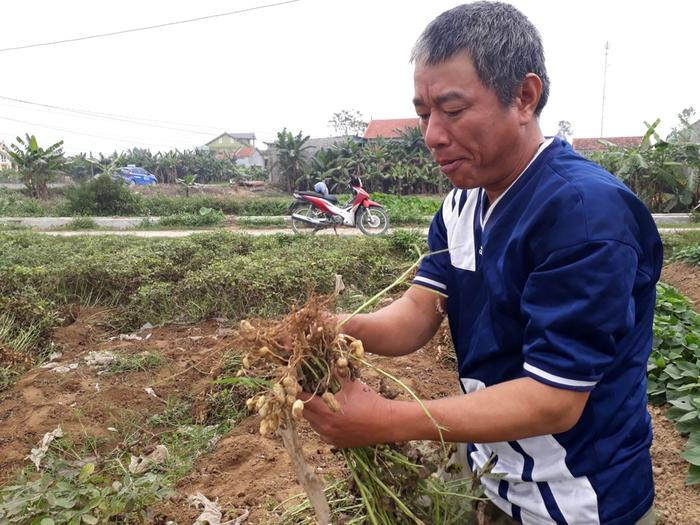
[385,398,441,443]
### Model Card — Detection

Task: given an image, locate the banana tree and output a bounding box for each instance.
[177,174,199,197]
[8,134,66,199]
[593,119,700,212]
[273,128,311,193]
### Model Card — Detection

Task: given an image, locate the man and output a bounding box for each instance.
[301,3,662,523]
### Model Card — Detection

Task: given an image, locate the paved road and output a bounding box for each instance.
[24,225,700,238]
[39,227,415,237]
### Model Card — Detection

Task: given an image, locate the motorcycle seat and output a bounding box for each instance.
[297,191,338,203]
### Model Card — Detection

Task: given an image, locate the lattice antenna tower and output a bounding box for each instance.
[600,41,610,137]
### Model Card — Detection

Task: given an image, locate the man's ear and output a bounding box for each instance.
[515,73,542,122]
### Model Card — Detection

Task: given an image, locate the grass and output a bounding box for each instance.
[236,216,287,228]
[0,223,31,231]
[657,221,700,229]
[66,216,99,230]
[0,367,19,394]
[661,231,700,258]
[49,217,101,230]
[147,398,192,427]
[106,352,167,374]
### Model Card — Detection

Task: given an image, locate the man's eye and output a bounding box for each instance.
[445,109,463,118]
[417,114,430,122]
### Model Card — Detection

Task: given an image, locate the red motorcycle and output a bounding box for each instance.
[289,179,389,235]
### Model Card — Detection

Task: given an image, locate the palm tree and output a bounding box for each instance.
[8,134,66,199]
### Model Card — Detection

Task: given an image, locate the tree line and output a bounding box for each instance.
[4,107,700,212]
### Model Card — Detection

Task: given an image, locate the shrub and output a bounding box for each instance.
[67,216,98,229]
[139,195,289,216]
[0,168,19,182]
[64,174,142,216]
[158,207,226,227]
[0,194,46,216]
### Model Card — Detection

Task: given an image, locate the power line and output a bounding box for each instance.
[0,0,300,53]
[0,97,222,136]
[0,116,177,149]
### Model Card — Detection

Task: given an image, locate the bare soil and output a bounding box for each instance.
[662,262,700,307]
[1,267,700,523]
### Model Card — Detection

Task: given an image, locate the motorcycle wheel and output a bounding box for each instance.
[291,203,323,234]
[357,205,389,236]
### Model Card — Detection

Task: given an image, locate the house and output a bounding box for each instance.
[203,132,257,158]
[363,118,420,139]
[233,146,265,168]
[572,136,643,155]
[0,141,13,170]
[202,132,264,167]
[687,119,700,143]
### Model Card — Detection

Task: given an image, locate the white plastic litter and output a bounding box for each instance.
[119,333,143,341]
[144,387,165,402]
[189,492,250,525]
[128,444,169,474]
[84,351,116,367]
[216,328,234,338]
[53,363,79,373]
[26,426,63,469]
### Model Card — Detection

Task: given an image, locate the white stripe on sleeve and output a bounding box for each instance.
[523,363,598,388]
[413,275,447,290]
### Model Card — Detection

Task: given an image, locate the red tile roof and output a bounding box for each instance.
[572,136,643,152]
[364,118,420,139]
[235,146,255,158]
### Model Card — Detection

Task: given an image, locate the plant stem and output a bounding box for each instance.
[278,414,331,524]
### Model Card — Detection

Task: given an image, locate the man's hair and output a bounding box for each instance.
[411,1,550,116]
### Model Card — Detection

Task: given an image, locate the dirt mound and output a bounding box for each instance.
[662,262,700,306]
[0,310,228,484]
[130,183,286,199]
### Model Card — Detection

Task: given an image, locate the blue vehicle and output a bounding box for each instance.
[114,165,157,186]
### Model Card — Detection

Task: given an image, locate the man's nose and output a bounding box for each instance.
[422,114,449,150]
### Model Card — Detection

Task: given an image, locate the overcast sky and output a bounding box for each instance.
[1,0,698,155]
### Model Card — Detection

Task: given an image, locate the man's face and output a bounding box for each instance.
[413,52,523,190]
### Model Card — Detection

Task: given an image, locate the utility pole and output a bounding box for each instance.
[600,41,609,137]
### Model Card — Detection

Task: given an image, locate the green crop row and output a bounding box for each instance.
[671,243,700,266]
[648,283,700,484]
[0,231,425,359]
